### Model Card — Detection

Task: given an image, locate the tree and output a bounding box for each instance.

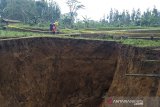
[66,0,84,26]
[131,9,136,25]
[151,6,159,26]
[135,9,141,26]
[113,9,119,26]
[120,10,126,26]
[141,9,152,26]
[82,15,90,28]
[3,0,31,21]
[46,1,61,22]
[35,0,47,18]
[60,13,72,28]
[109,8,113,24]
[32,0,61,24]
[1,0,61,24]
[125,10,131,25]
[100,14,108,26]
[0,0,7,17]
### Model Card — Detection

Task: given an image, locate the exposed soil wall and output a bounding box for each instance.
[100,45,160,107]
[0,37,159,107]
[0,37,119,107]
[107,46,160,97]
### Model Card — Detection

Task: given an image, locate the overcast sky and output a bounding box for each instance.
[52,0,160,20]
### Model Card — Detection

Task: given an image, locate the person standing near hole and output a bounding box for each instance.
[52,23,56,34]
[50,23,53,33]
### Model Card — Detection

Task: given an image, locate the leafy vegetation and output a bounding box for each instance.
[120,39,160,47]
[1,0,160,29]
[0,0,61,25]
[101,7,160,27]
[66,0,84,27]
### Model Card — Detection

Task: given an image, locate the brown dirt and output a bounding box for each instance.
[100,46,160,107]
[0,37,159,107]
[0,37,119,107]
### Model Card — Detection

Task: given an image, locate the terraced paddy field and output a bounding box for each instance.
[1,25,160,47]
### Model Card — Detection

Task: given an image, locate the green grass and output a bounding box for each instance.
[0,30,38,38]
[60,29,81,34]
[0,30,61,38]
[3,23,160,47]
[85,26,148,31]
[120,39,160,47]
[12,23,49,30]
[0,29,160,47]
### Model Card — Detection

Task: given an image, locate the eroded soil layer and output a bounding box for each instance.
[0,37,159,107]
[0,37,119,107]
